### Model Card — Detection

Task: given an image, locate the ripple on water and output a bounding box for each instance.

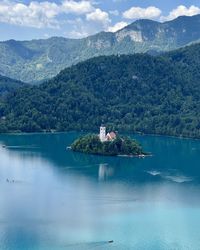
[146,170,193,183]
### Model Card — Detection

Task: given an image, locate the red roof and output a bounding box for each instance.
[106,132,116,140]
[109,132,116,139]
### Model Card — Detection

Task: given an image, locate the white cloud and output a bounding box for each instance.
[65,17,90,38]
[0,1,60,28]
[109,10,119,16]
[161,5,200,21]
[108,21,128,32]
[68,30,89,38]
[86,8,111,26]
[123,6,162,20]
[62,0,93,14]
[0,0,94,29]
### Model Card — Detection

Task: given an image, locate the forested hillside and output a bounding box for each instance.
[0,43,200,138]
[1,14,200,82]
[0,75,25,97]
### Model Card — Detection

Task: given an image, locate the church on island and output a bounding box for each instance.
[99,125,117,142]
[71,125,146,156]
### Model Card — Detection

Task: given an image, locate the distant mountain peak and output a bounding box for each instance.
[1,14,200,82]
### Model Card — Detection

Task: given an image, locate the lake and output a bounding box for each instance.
[0,132,200,250]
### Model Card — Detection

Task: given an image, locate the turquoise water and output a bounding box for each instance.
[0,132,200,250]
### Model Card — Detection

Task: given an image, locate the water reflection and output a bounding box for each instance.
[98,164,114,181]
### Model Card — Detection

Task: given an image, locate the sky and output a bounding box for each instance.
[0,0,200,41]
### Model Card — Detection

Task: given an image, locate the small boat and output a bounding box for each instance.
[108,240,114,244]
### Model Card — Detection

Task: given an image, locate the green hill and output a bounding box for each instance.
[0,75,25,97]
[0,43,200,137]
[1,15,200,82]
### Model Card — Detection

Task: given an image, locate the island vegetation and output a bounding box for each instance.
[71,134,145,156]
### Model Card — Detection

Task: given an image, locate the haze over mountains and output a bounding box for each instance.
[1,14,200,82]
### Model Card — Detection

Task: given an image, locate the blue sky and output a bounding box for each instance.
[0,0,200,41]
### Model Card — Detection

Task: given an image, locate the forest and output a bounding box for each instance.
[0,43,200,138]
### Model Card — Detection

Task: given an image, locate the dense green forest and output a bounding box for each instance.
[71,134,144,156]
[1,43,200,138]
[0,75,25,97]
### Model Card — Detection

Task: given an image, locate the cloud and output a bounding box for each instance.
[108,21,128,32]
[67,30,89,38]
[0,1,60,28]
[109,10,119,16]
[86,8,111,26]
[123,6,162,20]
[62,0,93,14]
[65,16,102,39]
[0,0,94,28]
[161,5,200,21]
[65,17,90,38]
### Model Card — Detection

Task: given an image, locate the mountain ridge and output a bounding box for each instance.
[1,14,200,82]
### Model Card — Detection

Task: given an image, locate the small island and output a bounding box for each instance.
[71,126,147,157]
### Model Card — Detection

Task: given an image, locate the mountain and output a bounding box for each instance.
[0,75,25,97]
[1,15,200,82]
[0,43,200,138]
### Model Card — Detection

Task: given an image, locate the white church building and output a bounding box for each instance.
[99,125,116,142]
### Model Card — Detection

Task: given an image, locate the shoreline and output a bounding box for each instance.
[69,148,151,158]
[69,150,149,158]
[0,130,200,141]
[118,153,152,158]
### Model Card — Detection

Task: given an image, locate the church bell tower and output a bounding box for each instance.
[99,126,106,142]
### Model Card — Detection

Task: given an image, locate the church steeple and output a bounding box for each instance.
[99,125,106,142]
